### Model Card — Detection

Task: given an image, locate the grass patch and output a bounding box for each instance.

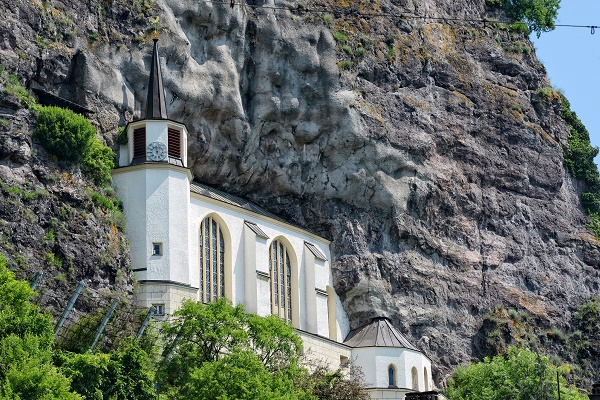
[332,31,348,43]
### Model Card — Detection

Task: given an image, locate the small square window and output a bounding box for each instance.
[152,243,162,256]
[152,304,165,316]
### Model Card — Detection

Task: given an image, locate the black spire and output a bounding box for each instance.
[145,38,168,119]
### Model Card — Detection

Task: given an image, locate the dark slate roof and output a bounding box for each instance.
[145,38,168,119]
[31,87,94,114]
[190,181,288,224]
[245,221,269,239]
[305,242,327,261]
[190,181,332,242]
[343,317,420,351]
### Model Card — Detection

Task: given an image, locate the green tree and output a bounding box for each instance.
[159,298,308,398]
[486,0,560,37]
[181,348,311,400]
[0,254,81,399]
[57,342,156,400]
[446,347,587,400]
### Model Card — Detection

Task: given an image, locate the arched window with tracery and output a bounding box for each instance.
[388,365,397,387]
[199,216,225,303]
[270,239,292,322]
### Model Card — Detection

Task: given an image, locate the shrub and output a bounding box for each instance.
[386,46,397,61]
[536,86,561,102]
[34,106,95,162]
[509,21,529,33]
[116,126,128,145]
[340,60,353,70]
[321,13,333,28]
[82,140,114,186]
[34,106,115,185]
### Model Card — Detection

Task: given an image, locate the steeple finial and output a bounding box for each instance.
[145,38,168,119]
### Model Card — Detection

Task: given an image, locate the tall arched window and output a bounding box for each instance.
[411,366,419,390]
[199,216,225,303]
[424,367,429,391]
[270,239,292,322]
[388,365,397,387]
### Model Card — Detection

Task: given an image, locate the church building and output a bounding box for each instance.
[111,39,435,400]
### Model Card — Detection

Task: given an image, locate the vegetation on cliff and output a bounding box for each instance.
[0,264,367,399]
[486,0,561,36]
[560,94,600,237]
[446,347,587,400]
[473,299,600,391]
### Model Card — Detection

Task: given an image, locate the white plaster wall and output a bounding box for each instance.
[242,225,255,313]
[165,171,190,284]
[188,193,350,339]
[304,249,317,333]
[314,258,328,291]
[352,347,432,391]
[113,165,191,285]
[256,275,271,316]
[399,350,433,392]
[316,292,329,337]
[334,292,350,342]
[145,170,170,280]
[112,169,147,276]
[118,145,128,167]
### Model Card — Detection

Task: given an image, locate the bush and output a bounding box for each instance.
[34,106,115,185]
[34,106,95,162]
[82,140,114,186]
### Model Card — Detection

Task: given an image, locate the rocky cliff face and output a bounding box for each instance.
[1,0,599,385]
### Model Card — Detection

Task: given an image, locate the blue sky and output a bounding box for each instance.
[531,0,600,163]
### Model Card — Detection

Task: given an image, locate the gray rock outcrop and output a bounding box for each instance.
[1,0,599,385]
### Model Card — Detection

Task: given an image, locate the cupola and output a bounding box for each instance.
[119,38,188,168]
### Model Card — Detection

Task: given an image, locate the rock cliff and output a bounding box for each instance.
[1,0,599,385]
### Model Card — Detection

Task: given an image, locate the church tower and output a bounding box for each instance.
[112,39,195,315]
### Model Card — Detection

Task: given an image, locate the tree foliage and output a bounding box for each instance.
[560,94,600,237]
[158,298,310,399]
[0,254,81,399]
[56,342,156,400]
[158,298,368,400]
[486,0,560,36]
[446,347,587,400]
[0,262,366,399]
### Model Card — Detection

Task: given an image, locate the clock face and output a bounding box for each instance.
[147,141,167,162]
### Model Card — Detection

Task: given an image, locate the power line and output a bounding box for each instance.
[192,0,600,34]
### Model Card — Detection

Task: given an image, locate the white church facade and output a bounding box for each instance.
[112,39,436,400]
